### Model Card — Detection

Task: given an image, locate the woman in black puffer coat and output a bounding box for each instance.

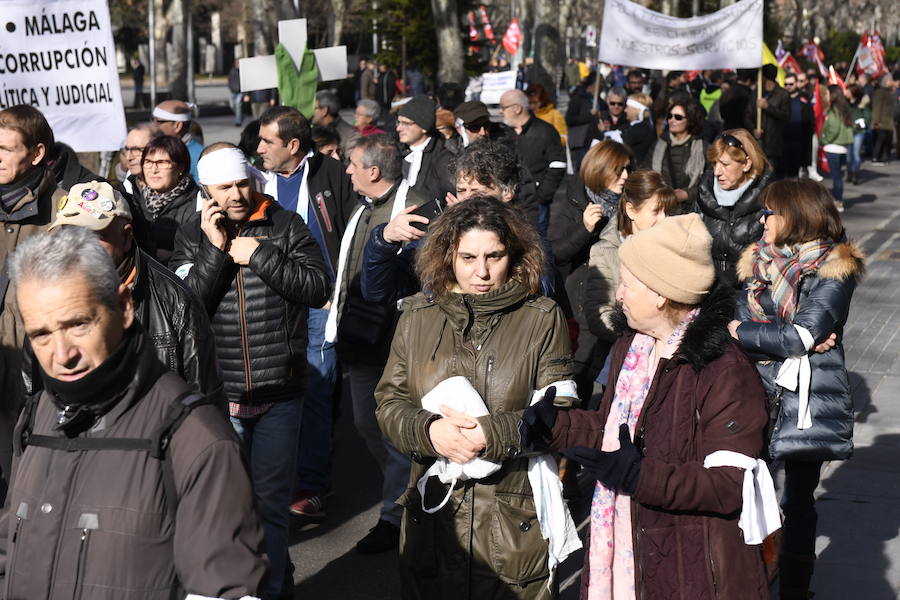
[548,140,632,402]
[689,128,772,288]
[730,178,865,600]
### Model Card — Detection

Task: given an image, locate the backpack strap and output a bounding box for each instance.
[17,390,213,519]
[151,392,211,519]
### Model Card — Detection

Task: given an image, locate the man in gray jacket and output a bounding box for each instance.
[0,227,267,599]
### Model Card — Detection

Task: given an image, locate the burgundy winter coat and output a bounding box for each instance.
[550,283,771,599]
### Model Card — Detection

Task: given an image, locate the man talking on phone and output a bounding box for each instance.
[170,143,330,598]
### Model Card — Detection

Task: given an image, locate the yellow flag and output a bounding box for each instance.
[762,43,786,86]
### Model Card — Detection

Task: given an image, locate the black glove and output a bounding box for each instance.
[518,386,557,452]
[560,423,642,495]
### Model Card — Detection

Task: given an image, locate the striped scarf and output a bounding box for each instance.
[746,239,832,322]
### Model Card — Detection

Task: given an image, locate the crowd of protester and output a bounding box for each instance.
[0,54,895,599]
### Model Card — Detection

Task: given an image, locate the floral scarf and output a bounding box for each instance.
[586,309,698,600]
[140,174,193,219]
[746,239,832,322]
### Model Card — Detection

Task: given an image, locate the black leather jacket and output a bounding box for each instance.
[131,248,225,406]
[170,193,331,405]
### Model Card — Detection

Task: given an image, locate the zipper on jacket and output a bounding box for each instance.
[72,513,98,600]
[484,356,494,406]
[236,267,254,401]
[708,548,718,595]
[316,193,333,232]
[7,503,28,596]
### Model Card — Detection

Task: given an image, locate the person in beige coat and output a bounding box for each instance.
[583,170,681,373]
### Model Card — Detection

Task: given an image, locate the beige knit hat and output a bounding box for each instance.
[618,213,715,304]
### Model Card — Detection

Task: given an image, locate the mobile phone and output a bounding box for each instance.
[409,198,443,232]
[200,185,218,206]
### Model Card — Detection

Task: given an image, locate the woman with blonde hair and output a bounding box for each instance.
[376,196,580,599]
[690,128,772,288]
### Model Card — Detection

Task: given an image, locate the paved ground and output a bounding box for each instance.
[167,88,900,597]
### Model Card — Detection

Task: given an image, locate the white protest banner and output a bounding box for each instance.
[0,0,127,152]
[599,0,763,70]
[480,71,517,105]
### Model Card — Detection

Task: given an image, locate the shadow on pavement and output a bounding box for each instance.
[812,433,900,599]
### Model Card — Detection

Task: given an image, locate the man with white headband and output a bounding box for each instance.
[152,99,203,179]
[170,143,331,599]
[498,88,566,235]
[255,105,357,522]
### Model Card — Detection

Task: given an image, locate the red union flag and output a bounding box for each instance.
[502,18,521,56]
[860,31,888,78]
[479,5,495,42]
[468,11,479,43]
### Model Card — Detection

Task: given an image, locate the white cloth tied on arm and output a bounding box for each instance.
[703,450,781,545]
[527,381,582,587]
[774,325,815,430]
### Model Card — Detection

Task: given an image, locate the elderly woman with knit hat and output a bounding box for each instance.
[520,214,775,599]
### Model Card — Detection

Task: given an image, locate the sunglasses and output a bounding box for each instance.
[717,133,748,157]
[666,112,686,121]
[464,120,488,132]
[608,101,625,107]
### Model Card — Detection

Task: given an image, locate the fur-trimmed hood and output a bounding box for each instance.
[736,240,866,283]
[674,280,736,371]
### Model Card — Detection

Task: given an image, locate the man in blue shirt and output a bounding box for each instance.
[257,106,358,520]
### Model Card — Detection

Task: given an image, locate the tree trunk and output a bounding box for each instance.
[168,0,188,100]
[430,0,464,85]
[330,0,347,46]
[153,0,168,86]
[251,0,273,56]
[533,0,562,99]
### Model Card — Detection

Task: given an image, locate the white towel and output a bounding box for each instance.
[416,377,502,513]
[774,325,815,430]
[703,450,781,545]
[527,380,582,586]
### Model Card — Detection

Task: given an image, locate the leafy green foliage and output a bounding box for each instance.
[820,29,861,65]
[354,0,439,76]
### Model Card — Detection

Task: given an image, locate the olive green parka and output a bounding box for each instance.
[375,280,576,600]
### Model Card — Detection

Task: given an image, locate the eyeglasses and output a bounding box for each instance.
[666,112,686,121]
[608,101,625,107]
[143,158,175,171]
[122,146,145,155]
[498,104,515,112]
[396,118,417,128]
[717,133,748,157]
[761,208,777,218]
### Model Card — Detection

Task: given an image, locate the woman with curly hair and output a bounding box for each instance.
[376,196,580,599]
